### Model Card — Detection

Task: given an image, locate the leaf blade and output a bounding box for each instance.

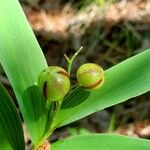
[0,82,25,150]
[52,134,150,150]
[0,0,48,144]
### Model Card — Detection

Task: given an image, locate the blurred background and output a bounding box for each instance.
[0,0,150,147]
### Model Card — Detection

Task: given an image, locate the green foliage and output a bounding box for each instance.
[0,83,25,150]
[0,0,48,145]
[0,0,150,149]
[52,134,150,150]
[68,127,91,136]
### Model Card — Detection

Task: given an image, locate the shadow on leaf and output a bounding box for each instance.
[61,87,90,109]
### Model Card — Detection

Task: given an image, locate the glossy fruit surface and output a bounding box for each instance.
[76,63,104,90]
[38,66,70,101]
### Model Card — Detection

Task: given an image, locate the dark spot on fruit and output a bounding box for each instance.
[53,101,59,111]
[43,81,48,99]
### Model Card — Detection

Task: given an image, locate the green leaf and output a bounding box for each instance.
[57,50,150,127]
[0,82,25,150]
[0,0,48,144]
[52,134,150,150]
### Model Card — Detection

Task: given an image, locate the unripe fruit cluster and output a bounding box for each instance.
[38,63,104,101]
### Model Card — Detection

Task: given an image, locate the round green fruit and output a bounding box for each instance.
[38,66,70,101]
[76,63,104,90]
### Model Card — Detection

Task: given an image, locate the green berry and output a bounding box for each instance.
[38,66,70,101]
[76,63,104,90]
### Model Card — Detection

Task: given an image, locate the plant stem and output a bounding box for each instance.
[108,111,115,133]
[34,100,62,149]
[44,100,62,141]
[49,100,62,132]
[64,46,83,75]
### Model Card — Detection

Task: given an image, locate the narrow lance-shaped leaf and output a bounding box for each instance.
[0,82,25,150]
[0,0,48,144]
[56,50,150,127]
[52,134,150,150]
